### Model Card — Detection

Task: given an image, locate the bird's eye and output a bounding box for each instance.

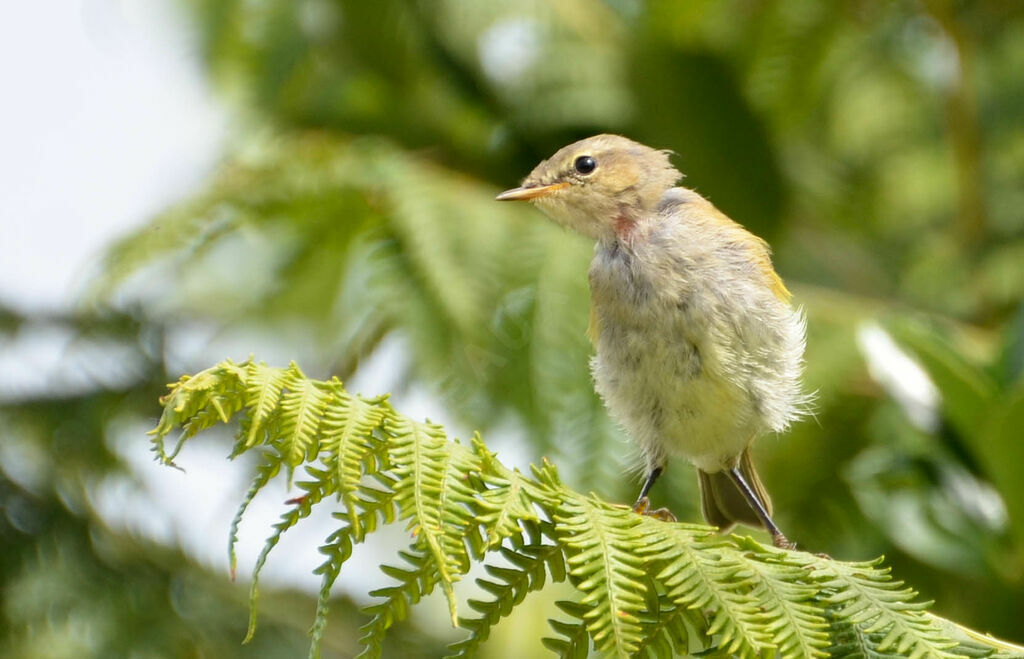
[574,155,597,175]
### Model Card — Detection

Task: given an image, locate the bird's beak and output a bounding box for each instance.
[495,181,569,201]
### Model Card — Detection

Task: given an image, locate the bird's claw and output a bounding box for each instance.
[632,496,677,522]
[771,532,797,550]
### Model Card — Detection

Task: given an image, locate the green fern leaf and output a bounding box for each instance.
[244,470,334,643]
[813,558,964,659]
[240,361,290,450]
[630,576,701,658]
[828,612,917,659]
[309,529,354,659]
[378,156,488,336]
[473,435,550,548]
[310,473,404,659]
[277,364,331,473]
[386,416,480,625]
[446,542,565,657]
[148,359,1019,659]
[733,539,831,658]
[150,360,247,464]
[332,472,401,540]
[543,599,594,659]
[634,604,701,658]
[747,559,831,658]
[357,548,440,659]
[309,477,402,659]
[554,492,649,657]
[319,383,390,541]
[228,457,281,580]
[642,528,772,657]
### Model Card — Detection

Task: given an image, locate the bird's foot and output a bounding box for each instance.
[632,496,677,522]
[771,531,797,551]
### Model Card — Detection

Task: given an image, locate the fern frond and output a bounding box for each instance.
[308,527,355,659]
[632,604,694,658]
[150,361,247,464]
[445,541,565,657]
[542,599,594,659]
[385,416,480,625]
[375,155,488,336]
[641,526,772,657]
[473,436,551,548]
[734,538,831,658]
[150,358,1020,659]
[311,474,405,658]
[747,557,831,657]
[277,366,331,476]
[825,607,1015,659]
[813,557,963,658]
[828,612,913,659]
[333,472,401,540]
[240,361,290,450]
[244,468,335,643]
[319,386,390,541]
[629,575,701,658]
[924,614,1024,659]
[357,547,440,659]
[228,456,281,580]
[554,492,650,657]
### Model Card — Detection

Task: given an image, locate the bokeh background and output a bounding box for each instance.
[2,0,1023,656]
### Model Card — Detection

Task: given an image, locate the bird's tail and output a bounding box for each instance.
[697,448,771,531]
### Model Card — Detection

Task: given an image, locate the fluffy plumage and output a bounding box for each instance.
[497,134,808,543]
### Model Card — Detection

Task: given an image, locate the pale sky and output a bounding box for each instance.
[0,0,225,310]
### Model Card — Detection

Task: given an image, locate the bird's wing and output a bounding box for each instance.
[757,251,792,302]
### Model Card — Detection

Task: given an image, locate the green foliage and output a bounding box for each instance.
[887,319,1024,556]
[0,309,444,658]
[91,3,1024,640]
[151,358,1023,658]
[95,132,626,497]
[12,0,1015,652]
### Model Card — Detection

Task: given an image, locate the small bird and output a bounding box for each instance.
[497,134,808,548]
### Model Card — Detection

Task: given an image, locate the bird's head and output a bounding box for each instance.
[496,134,681,241]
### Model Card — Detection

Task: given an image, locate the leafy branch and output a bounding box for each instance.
[151,359,1024,658]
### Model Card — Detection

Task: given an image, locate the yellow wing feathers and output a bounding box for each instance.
[750,236,791,302]
[760,256,792,302]
[702,197,792,304]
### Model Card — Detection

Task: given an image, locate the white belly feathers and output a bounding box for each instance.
[587,221,806,473]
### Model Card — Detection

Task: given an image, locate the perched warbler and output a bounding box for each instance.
[497,134,808,548]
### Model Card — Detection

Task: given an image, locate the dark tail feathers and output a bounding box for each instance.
[698,448,771,531]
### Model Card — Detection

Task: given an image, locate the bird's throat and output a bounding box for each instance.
[614,212,637,240]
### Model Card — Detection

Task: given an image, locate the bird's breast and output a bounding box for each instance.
[586,236,763,469]
[588,239,694,336]
[588,240,710,389]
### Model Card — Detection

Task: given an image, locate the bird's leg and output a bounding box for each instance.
[636,466,662,502]
[632,466,676,522]
[726,467,795,549]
